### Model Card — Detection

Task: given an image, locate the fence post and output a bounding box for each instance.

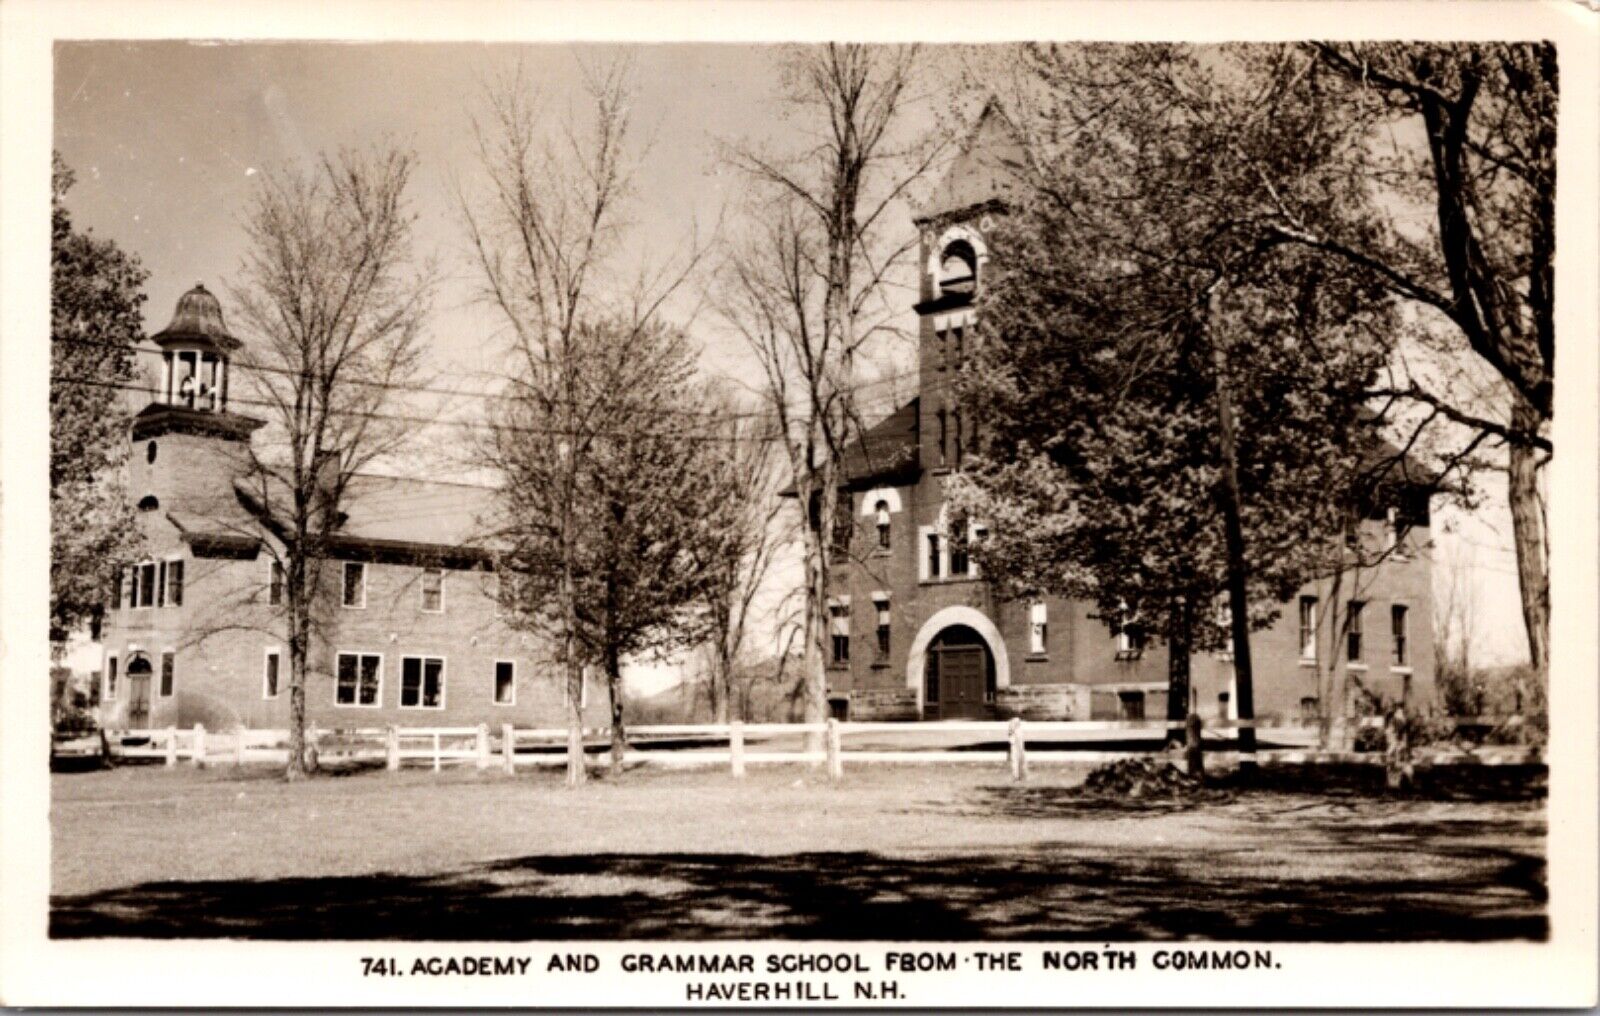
[1008,717,1027,781]
[730,720,746,779]
[164,726,178,767]
[825,718,843,782]
[1185,712,1204,779]
[385,725,400,771]
[502,724,516,774]
[192,723,207,768]
[432,732,442,773]
[476,724,490,770]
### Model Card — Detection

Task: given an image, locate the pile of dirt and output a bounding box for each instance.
[1079,757,1212,800]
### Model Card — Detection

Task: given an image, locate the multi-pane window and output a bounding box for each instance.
[829,601,850,665]
[159,651,175,697]
[948,520,970,576]
[134,561,157,608]
[421,567,444,612]
[342,562,366,608]
[335,652,382,707]
[875,501,891,550]
[873,596,891,657]
[494,660,516,705]
[952,409,964,468]
[925,532,942,579]
[1347,601,1366,663]
[400,656,445,709]
[1298,596,1317,660]
[1116,605,1146,660]
[269,559,284,606]
[1391,604,1409,666]
[163,559,184,607]
[263,649,281,699]
[105,655,119,701]
[1029,602,1048,655]
[936,408,948,466]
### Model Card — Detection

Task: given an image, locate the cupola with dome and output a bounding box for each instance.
[132,283,262,444]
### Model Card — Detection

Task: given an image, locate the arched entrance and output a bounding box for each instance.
[923,625,995,719]
[125,654,153,728]
[904,605,1011,720]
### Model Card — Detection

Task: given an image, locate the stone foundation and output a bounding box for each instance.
[847,688,920,721]
[995,684,1084,720]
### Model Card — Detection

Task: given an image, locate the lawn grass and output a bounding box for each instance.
[51,761,1546,940]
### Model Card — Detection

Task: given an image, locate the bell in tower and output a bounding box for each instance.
[152,283,237,413]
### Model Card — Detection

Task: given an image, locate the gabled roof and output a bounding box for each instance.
[840,397,921,488]
[913,102,1030,226]
[220,472,501,565]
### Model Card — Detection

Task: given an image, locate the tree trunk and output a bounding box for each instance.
[1165,600,1192,747]
[285,609,309,781]
[1208,295,1257,764]
[712,645,730,726]
[1508,397,1550,679]
[606,646,625,776]
[799,508,829,753]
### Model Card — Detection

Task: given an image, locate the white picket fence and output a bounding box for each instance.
[102,715,1543,777]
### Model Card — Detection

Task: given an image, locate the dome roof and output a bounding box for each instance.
[150,283,242,352]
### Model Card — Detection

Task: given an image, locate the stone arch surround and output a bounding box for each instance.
[903,605,1011,713]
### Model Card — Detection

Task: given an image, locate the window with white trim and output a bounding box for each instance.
[1391,604,1409,667]
[342,562,366,609]
[874,501,891,550]
[494,660,516,705]
[158,650,175,697]
[163,557,184,607]
[263,649,281,699]
[421,567,444,613]
[1298,596,1318,660]
[873,595,891,658]
[105,655,119,701]
[923,529,942,580]
[829,599,850,666]
[1347,601,1365,663]
[1029,602,1048,655]
[400,656,445,709]
[335,652,382,707]
[134,560,157,609]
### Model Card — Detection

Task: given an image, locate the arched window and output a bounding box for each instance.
[939,239,978,297]
[874,500,891,550]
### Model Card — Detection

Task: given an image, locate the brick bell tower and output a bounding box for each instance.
[128,284,264,515]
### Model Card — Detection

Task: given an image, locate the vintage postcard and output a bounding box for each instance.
[1,0,1596,1008]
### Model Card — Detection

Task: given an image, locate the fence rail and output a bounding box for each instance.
[99,714,1543,778]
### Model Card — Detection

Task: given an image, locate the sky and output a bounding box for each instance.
[53,40,1533,674]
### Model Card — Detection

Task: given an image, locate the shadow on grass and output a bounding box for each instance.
[52,832,1546,942]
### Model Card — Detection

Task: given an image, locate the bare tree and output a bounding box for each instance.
[462,62,703,785]
[225,146,432,780]
[718,44,943,739]
[691,392,791,724]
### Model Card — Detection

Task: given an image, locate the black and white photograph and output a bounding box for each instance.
[1,0,1595,1008]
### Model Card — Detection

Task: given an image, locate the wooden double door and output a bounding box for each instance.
[126,656,153,728]
[924,625,995,720]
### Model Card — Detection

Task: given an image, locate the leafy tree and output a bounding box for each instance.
[1282,44,1556,679]
[487,319,736,774]
[950,45,1397,737]
[50,152,148,647]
